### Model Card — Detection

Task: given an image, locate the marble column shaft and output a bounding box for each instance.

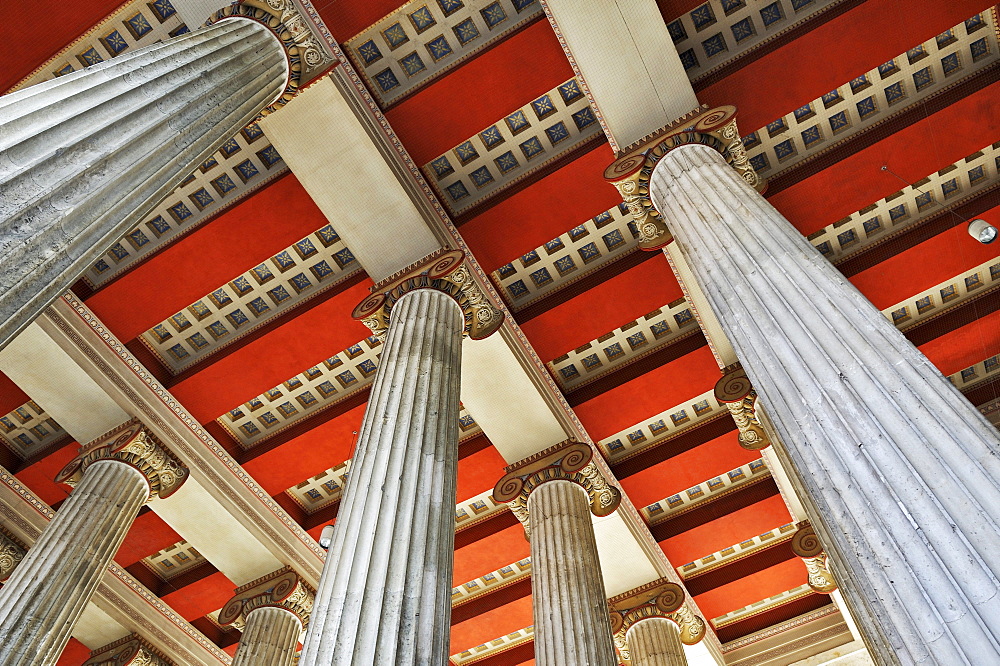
[299,288,464,665]
[0,18,287,349]
[530,480,617,666]
[0,460,149,665]
[233,607,303,666]
[626,618,688,666]
[649,144,1000,665]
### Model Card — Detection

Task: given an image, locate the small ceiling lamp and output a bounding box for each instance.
[968,219,998,244]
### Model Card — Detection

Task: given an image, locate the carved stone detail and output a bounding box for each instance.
[493,440,621,537]
[0,528,25,583]
[219,567,315,627]
[352,249,504,341]
[714,365,770,450]
[792,523,838,594]
[604,106,766,251]
[55,419,188,501]
[608,579,706,662]
[84,634,172,666]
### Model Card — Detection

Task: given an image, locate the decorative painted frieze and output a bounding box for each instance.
[712,584,815,629]
[142,540,207,581]
[882,257,1000,332]
[346,0,544,107]
[678,522,797,580]
[141,223,360,373]
[425,78,604,216]
[450,625,534,664]
[0,401,64,459]
[641,458,770,526]
[451,557,531,607]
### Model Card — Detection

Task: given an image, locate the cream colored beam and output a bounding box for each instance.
[0,466,230,664]
[0,296,323,590]
[540,0,699,153]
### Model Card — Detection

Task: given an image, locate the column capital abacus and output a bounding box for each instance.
[492,439,621,538]
[352,249,504,341]
[55,419,188,502]
[714,363,771,451]
[83,634,172,666]
[608,579,706,662]
[791,522,838,594]
[604,105,765,251]
[0,527,25,583]
[220,566,315,628]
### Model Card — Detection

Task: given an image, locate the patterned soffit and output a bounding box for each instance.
[667,0,842,83]
[679,522,798,580]
[141,539,206,580]
[345,0,544,107]
[451,626,534,664]
[744,12,998,179]
[424,77,604,216]
[452,556,532,607]
[140,226,361,373]
[712,584,815,629]
[642,458,771,526]
[0,401,65,459]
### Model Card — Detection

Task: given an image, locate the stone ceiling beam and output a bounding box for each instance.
[540,0,700,154]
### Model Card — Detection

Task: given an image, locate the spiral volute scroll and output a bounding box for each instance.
[792,524,838,594]
[608,578,706,664]
[83,635,172,666]
[220,567,315,628]
[492,439,622,537]
[55,419,188,501]
[715,365,771,451]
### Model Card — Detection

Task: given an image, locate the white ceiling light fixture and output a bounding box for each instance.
[968,218,998,244]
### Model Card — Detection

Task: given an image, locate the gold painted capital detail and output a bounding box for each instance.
[55,419,188,501]
[492,440,621,538]
[352,249,504,341]
[0,527,25,583]
[219,567,315,627]
[83,634,172,666]
[791,523,837,594]
[608,579,706,662]
[714,364,771,451]
[604,106,766,251]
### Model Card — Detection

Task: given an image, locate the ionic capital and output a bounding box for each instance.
[715,364,771,450]
[205,0,334,115]
[0,527,25,583]
[219,567,315,628]
[493,439,621,537]
[55,419,188,501]
[604,105,766,251]
[352,249,504,341]
[608,579,706,661]
[791,523,838,594]
[83,634,172,666]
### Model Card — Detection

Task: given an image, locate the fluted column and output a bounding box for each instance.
[494,440,622,665]
[221,567,313,666]
[627,619,687,666]
[646,141,1000,664]
[0,421,187,665]
[0,16,289,349]
[301,250,502,665]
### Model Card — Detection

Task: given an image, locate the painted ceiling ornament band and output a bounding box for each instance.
[55,419,188,502]
[0,528,25,583]
[352,248,504,341]
[492,439,622,539]
[604,105,766,251]
[791,523,838,594]
[714,363,771,451]
[206,0,332,115]
[83,633,173,666]
[607,578,706,663]
[219,566,315,627]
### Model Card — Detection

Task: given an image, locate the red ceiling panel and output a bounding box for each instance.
[241,403,366,495]
[459,145,619,273]
[15,441,77,507]
[768,82,1000,238]
[457,443,508,504]
[574,345,719,443]
[159,570,235,621]
[0,0,126,93]
[86,174,334,343]
[451,595,534,655]
[454,523,529,587]
[920,307,1000,377]
[0,371,29,416]
[386,20,573,166]
[115,511,183,567]
[313,0,408,42]
[56,638,93,665]
[693,557,809,621]
[619,430,757,510]
[658,494,792,567]
[167,280,372,423]
[699,0,995,132]
[518,253,680,362]
[851,206,1000,310]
